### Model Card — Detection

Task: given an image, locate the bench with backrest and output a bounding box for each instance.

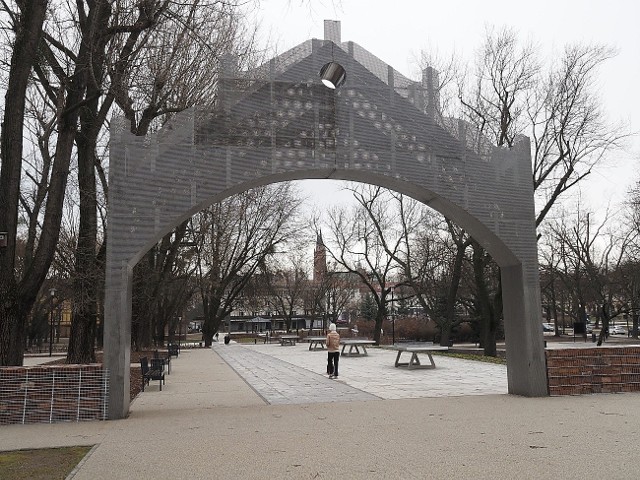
[153,349,171,374]
[168,343,180,358]
[140,356,166,391]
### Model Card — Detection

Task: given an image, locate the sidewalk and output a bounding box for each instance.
[2,343,639,479]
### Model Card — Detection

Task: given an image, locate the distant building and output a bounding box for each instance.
[217,232,372,332]
[313,231,327,283]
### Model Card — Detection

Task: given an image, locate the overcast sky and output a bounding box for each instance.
[251,0,640,213]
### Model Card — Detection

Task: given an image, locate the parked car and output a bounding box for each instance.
[542,323,554,332]
[609,325,627,335]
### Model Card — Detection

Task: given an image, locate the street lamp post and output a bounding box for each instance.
[49,288,56,357]
[391,287,395,346]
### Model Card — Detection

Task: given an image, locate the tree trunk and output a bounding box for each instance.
[439,322,452,347]
[68,100,100,363]
[201,297,219,348]
[472,242,499,357]
[0,2,49,365]
[0,290,27,365]
[440,233,468,346]
[67,309,97,363]
[202,316,224,348]
[67,0,112,364]
[373,310,385,344]
[597,304,610,346]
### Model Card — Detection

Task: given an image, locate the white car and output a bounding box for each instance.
[609,325,627,335]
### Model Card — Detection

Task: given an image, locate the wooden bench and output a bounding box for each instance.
[140,356,166,391]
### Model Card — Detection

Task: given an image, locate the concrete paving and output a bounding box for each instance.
[2,341,640,479]
[216,341,508,401]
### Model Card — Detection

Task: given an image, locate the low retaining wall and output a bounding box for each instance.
[0,364,108,425]
[546,347,640,396]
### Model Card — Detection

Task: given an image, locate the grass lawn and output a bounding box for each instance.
[0,446,92,480]
[432,351,507,365]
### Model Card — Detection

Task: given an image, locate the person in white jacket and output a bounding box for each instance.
[326,323,340,379]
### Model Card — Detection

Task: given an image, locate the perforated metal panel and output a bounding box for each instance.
[105,21,546,419]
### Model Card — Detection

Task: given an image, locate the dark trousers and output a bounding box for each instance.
[327,352,339,376]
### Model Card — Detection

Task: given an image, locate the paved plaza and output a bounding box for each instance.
[214,341,508,403]
[2,341,640,479]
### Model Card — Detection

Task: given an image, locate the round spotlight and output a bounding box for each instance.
[320,62,346,89]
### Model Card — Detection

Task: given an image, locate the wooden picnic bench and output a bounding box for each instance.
[392,343,449,370]
[306,336,326,350]
[140,356,166,391]
[340,339,376,357]
[279,335,299,346]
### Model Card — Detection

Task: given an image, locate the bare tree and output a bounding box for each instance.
[193,184,301,346]
[302,271,329,333]
[264,255,309,333]
[323,266,358,325]
[612,259,640,340]
[409,217,472,347]
[421,28,630,355]
[236,273,270,319]
[544,208,633,345]
[130,219,196,350]
[339,185,472,346]
[0,0,182,364]
[9,1,255,361]
[459,27,539,149]
[115,0,258,354]
[531,44,628,227]
[609,180,640,338]
[323,186,405,344]
[0,1,50,365]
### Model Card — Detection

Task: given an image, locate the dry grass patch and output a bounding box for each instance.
[432,351,507,365]
[0,446,92,480]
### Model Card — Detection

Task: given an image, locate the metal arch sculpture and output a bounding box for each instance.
[105,21,546,419]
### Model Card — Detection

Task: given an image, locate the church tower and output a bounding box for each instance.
[313,231,327,283]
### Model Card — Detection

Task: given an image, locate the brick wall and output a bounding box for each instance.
[546,347,640,396]
[0,364,108,425]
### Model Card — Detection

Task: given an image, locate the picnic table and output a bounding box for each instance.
[392,343,449,369]
[340,339,376,357]
[306,336,326,350]
[279,335,299,346]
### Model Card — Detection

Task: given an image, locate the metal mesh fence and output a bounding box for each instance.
[0,365,108,425]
